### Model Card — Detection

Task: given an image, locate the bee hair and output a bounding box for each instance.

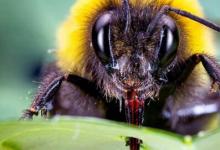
[122,0,131,33]
[147,5,220,35]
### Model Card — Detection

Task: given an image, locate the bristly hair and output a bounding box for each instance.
[122,0,131,34]
[147,5,220,36]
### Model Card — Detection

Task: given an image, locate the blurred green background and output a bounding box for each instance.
[0,0,219,120]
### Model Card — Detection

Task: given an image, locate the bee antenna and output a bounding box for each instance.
[147,5,220,35]
[122,0,131,34]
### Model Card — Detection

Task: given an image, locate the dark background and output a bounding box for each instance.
[0,0,219,120]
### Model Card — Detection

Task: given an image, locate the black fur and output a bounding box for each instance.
[22,2,220,137]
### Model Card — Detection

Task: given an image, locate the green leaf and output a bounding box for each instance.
[194,128,220,150]
[0,117,219,150]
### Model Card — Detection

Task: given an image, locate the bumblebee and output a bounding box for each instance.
[22,0,220,149]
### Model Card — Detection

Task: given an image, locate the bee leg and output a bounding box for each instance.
[162,54,220,134]
[184,54,220,91]
[165,93,220,119]
[21,74,66,119]
[198,55,220,92]
[163,93,220,135]
[165,54,220,88]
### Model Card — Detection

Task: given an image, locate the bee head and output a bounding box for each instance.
[91,0,179,99]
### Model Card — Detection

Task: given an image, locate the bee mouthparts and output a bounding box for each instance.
[125,90,145,150]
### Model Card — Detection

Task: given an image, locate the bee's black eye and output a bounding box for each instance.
[158,25,179,67]
[92,12,117,71]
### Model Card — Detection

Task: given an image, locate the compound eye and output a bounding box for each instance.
[158,25,179,67]
[92,12,114,67]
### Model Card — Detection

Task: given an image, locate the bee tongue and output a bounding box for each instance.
[125,90,145,125]
[125,90,145,150]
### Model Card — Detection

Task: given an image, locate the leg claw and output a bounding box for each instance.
[210,81,220,93]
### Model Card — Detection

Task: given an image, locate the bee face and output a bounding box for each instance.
[92,7,179,99]
[23,0,220,143]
